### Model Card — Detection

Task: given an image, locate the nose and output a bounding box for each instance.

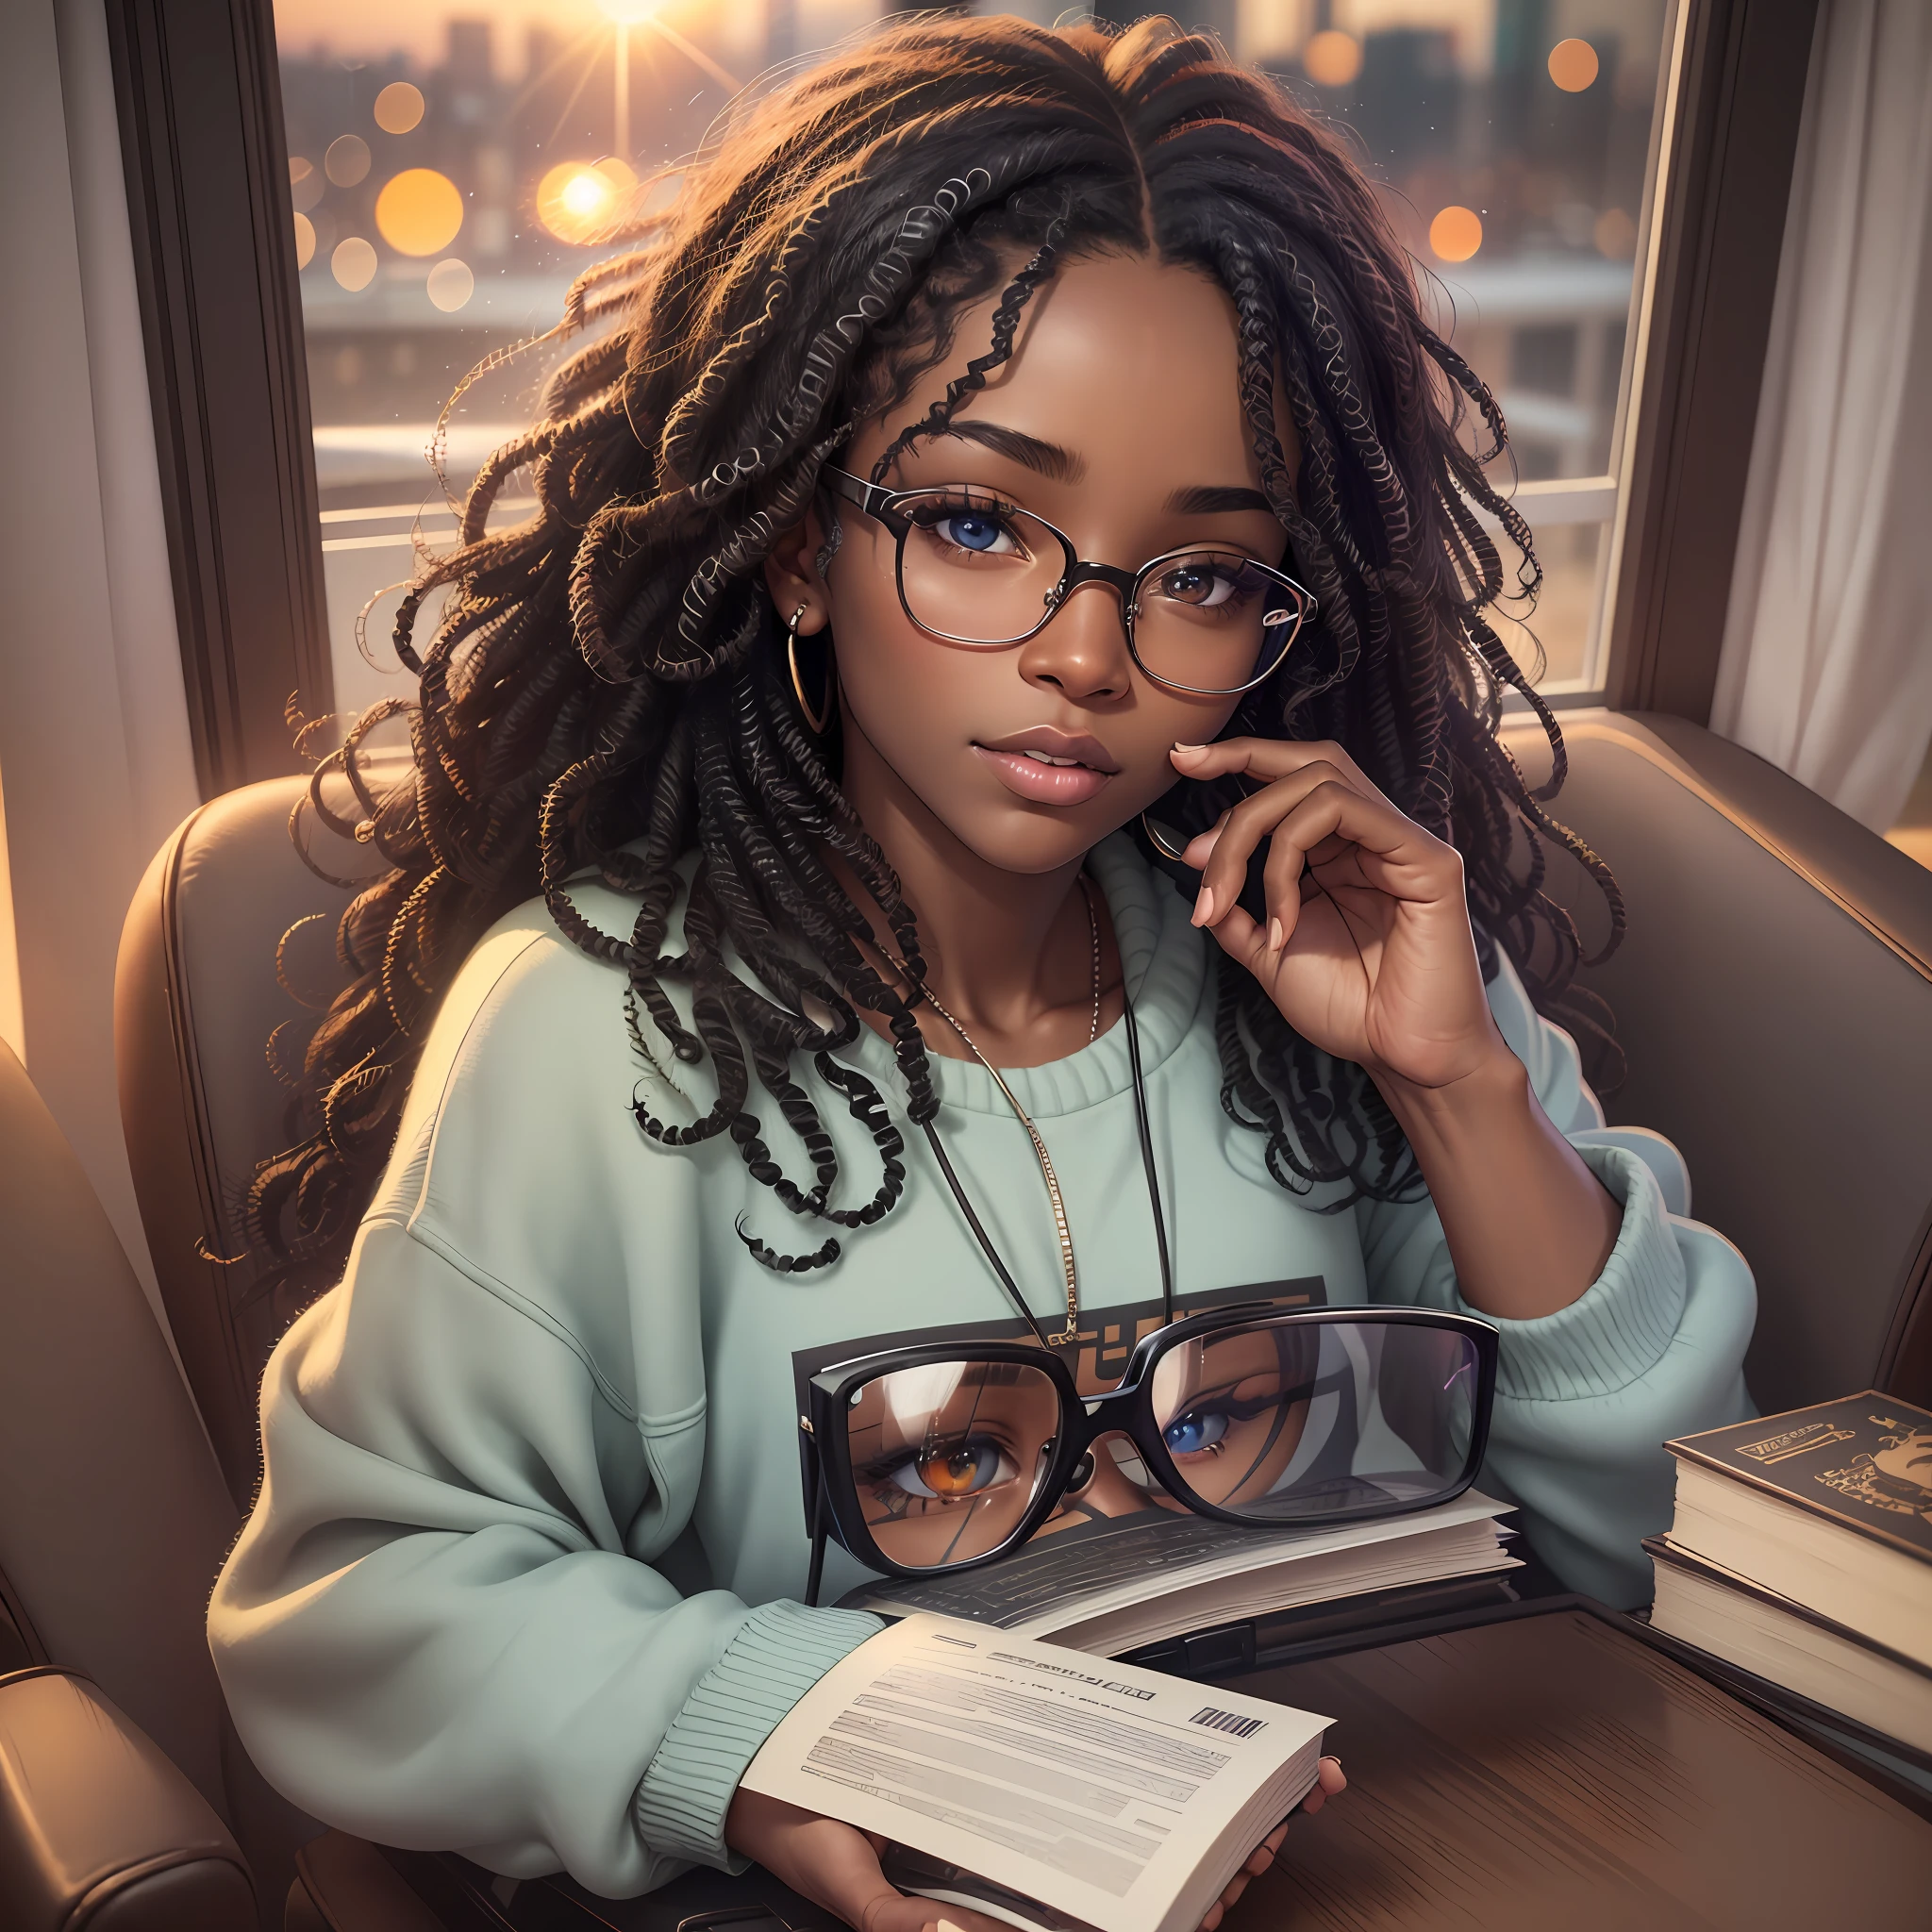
[1016,575,1136,703]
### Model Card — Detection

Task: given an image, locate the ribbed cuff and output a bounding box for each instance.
[1464,1143,1688,1402]
[632,1600,883,1869]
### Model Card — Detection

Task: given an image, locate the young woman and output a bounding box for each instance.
[209,14,1755,1918]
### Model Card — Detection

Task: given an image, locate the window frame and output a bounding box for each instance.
[109,0,1817,791]
[107,0,332,800]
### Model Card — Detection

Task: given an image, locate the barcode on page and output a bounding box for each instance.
[1190,1706,1266,1739]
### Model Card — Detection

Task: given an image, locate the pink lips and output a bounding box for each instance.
[971,727,1121,807]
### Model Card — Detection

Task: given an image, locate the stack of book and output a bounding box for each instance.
[1646,1391,1932,1757]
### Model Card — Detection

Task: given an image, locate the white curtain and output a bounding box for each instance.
[1709,0,1932,833]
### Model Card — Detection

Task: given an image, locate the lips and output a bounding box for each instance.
[971,726,1120,806]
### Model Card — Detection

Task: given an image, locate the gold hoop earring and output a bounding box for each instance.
[786,603,834,736]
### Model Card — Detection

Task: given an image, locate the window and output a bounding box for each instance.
[1234,2,1682,692]
[115,1,1807,785]
[268,0,1684,715]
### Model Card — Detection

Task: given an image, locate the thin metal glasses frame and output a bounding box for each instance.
[821,466,1319,696]
[800,1303,1499,1598]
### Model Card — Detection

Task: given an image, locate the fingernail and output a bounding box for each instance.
[1267,916,1284,952]
[1172,741,1205,754]
[1192,885,1214,926]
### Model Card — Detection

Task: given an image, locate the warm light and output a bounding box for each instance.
[331,236,378,291]
[375,168,465,256]
[289,156,323,214]
[1548,38,1600,92]
[293,211,316,269]
[374,82,425,134]
[425,258,475,311]
[325,134,371,187]
[1303,29,1362,89]
[1428,206,1483,262]
[537,158,638,244]
[597,0,658,19]
[1593,207,1638,259]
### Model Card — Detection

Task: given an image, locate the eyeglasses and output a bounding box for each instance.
[822,466,1319,697]
[800,1305,1498,1594]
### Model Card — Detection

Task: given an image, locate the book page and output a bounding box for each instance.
[838,1491,1510,1644]
[740,1615,1329,1932]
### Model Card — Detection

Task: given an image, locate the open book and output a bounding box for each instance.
[839,1489,1517,1657]
[741,1614,1330,1932]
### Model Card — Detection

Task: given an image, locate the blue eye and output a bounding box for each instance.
[939,512,1008,553]
[1163,1408,1230,1457]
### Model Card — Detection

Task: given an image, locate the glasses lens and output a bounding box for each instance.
[1149,1317,1480,1524]
[843,1357,1063,1570]
[1132,551,1305,694]
[894,492,1068,645]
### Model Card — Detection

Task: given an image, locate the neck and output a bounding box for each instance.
[835,713,1109,1059]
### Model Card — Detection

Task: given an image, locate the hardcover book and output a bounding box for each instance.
[1657,1391,1932,1675]
[1665,1391,1932,1559]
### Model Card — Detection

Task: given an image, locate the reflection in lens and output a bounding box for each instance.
[1151,1319,1478,1524]
[845,1358,1060,1571]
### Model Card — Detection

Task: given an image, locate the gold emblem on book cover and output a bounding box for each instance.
[1813,1417,1932,1524]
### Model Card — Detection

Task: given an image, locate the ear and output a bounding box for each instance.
[763,499,832,637]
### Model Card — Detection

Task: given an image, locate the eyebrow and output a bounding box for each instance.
[928,421,1274,518]
[935,420,1084,483]
[1164,485,1276,516]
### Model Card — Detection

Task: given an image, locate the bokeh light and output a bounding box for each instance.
[537,158,638,244]
[373,81,425,134]
[293,211,316,269]
[375,168,464,256]
[1428,206,1483,262]
[1594,207,1638,259]
[289,156,323,214]
[1303,29,1363,89]
[1548,39,1600,92]
[330,236,378,291]
[425,258,475,312]
[325,133,371,187]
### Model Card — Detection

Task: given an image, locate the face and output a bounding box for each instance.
[771,251,1302,876]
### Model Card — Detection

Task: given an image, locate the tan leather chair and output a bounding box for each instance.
[0,1040,444,1931]
[1496,711,1932,1415]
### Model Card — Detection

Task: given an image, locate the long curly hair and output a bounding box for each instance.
[252,13,1621,1302]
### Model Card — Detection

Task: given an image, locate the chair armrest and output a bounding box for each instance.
[0,1668,255,1931]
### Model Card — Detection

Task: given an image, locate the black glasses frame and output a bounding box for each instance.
[821,466,1319,696]
[800,1303,1498,1599]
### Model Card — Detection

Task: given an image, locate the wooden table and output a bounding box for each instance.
[1229,1608,1932,1929]
[404,1603,1932,1932]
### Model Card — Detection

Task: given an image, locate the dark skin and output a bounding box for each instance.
[739,249,1617,1927]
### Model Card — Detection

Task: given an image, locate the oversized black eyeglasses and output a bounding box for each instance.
[822,466,1319,697]
[800,1304,1498,1598]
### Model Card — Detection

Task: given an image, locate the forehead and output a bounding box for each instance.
[864,250,1266,481]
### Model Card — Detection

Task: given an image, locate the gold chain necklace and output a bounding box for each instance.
[900,875,1101,1347]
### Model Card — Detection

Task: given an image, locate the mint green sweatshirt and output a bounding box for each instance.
[208,835,1755,1896]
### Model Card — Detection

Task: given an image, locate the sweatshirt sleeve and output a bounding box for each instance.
[208,917,879,1895]
[1354,955,1757,1609]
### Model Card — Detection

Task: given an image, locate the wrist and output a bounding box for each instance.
[1366,1034,1526,1135]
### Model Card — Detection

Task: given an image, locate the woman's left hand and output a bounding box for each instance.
[1172,739,1503,1091]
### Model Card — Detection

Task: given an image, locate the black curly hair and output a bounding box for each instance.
[252,13,1621,1303]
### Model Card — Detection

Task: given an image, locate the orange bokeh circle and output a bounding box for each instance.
[1548,39,1600,92]
[1428,206,1483,263]
[375,169,465,257]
